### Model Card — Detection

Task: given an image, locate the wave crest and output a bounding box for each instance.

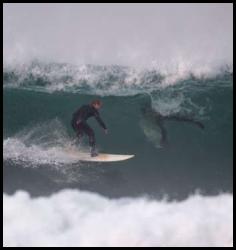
[3,61,232,95]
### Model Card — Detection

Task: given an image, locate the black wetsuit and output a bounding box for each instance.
[71,104,107,149]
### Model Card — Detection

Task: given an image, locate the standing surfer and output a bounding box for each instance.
[71,100,108,157]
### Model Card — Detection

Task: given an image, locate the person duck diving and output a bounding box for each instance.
[141,103,204,147]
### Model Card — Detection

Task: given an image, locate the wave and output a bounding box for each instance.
[3,5,233,247]
[3,189,233,247]
[3,61,233,96]
[3,61,233,199]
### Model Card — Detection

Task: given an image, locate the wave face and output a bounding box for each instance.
[3,62,233,200]
[3,190,233,247]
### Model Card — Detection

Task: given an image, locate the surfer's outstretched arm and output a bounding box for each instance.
[94,113,107,130]
[164,115,205,129]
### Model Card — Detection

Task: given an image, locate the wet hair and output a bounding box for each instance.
[91,99,102,106]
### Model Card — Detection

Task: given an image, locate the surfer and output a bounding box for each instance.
[141,103,204,147]
[71,100,108,157]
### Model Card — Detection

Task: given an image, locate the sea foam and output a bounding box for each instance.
[3,189,233,247]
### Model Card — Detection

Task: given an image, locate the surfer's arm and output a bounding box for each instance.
[94,113,107,130]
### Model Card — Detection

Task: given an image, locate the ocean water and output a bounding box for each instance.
[3,3,233,247]
[3,62,233,198]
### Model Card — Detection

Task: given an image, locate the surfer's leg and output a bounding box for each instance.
[83,123,98,157]
[165,115,205,129]
[74,123,84,145]
[85,127,95,148]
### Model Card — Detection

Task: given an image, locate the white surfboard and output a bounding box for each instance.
[78,153,134,162]
[65,149,134,162]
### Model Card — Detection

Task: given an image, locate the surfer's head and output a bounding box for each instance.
[91,99,102,110]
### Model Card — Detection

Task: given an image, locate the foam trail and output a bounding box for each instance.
[3,190,232,247]
[3,119,88,166]
[3,138,82,166]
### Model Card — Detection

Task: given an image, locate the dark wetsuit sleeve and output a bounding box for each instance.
[94,112,107,130]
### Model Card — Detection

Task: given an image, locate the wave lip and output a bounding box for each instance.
[3,61,233,95]
[3,189,233,247]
